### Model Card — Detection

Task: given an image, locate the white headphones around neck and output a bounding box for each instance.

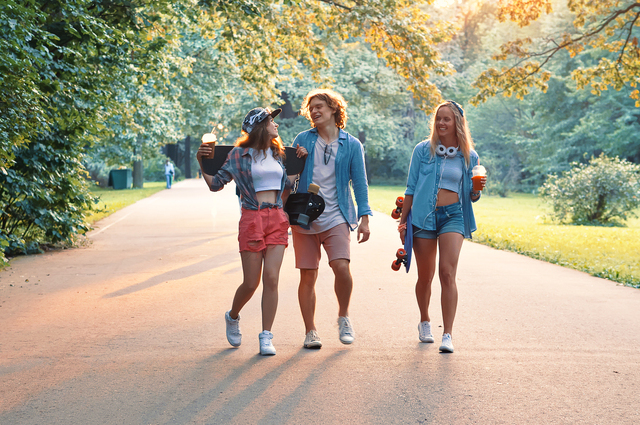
[436,144,458,158]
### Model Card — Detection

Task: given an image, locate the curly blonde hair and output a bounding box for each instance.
[300,89,348,129]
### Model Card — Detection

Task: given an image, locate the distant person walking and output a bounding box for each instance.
[196,107,291,356]
[290,89,372,349]
[164,159,175,189]
[398,100,486,353]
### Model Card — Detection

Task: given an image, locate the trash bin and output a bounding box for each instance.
[108,169,133,190]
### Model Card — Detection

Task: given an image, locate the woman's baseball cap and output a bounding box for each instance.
[242,107,282,134]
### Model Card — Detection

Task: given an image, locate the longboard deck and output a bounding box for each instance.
[404,209,413,272]
[201,146,305,176]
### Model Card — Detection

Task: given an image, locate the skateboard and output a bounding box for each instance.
[201,145,306,176]
[284,183,325,226]
[391,196,412,273]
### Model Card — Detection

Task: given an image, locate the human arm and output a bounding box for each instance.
[405,143,425,197]
[350,138,373,219]
[196,143,215,188]
[470,153,485,202]
[357,215,370,243]
[295,143,308,158]
[291,132,313,193]
[196,143,233,191]
[470,177,486,201]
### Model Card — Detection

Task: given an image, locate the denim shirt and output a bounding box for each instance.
[405,141,479,238]
[208,147,289,210]
[292,128,372,230]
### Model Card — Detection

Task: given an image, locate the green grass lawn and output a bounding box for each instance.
[86,181,167,224]
[370,185,640,288]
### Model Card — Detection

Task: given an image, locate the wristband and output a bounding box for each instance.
[398,223,407,232]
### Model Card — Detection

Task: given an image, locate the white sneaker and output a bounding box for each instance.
[304,330,322,349]
[418,321,434,343]
[439,333,454,353]
[259,331,276,356]
[338,316,355,344]
[225,310,241,347]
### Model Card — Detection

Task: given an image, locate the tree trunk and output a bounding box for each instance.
[184,136,191,179]
[133,160,143,188]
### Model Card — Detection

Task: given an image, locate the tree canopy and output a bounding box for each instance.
[471,0,640,106]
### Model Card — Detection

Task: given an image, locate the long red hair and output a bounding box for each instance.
[235,114,284,160]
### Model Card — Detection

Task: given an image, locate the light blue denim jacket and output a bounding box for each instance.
[405,141,479,239]
[292,128,372,230]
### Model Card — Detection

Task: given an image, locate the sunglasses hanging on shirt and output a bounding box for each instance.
[324,143,331,165]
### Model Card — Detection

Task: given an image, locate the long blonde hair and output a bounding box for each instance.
[428,101,474,167]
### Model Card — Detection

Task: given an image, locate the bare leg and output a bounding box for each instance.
[329,259,352,317]
[298,268,319,333]
[260,244,286,331]
[413,237,438,323]
[230,249,264,319]
[437,232,464,335]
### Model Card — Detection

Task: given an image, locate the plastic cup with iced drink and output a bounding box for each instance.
[201,133,217,159]
[472,165,486,192]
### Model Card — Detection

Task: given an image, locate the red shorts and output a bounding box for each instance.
[238,207,289,252]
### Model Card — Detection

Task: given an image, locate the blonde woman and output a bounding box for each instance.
[398,101,486,353]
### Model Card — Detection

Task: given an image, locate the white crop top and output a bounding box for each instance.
[251,148,283,192]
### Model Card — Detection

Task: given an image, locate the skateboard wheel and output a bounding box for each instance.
[391,260,401,271]
[395,196,404,208]
[391,209,401,219]
[308,183,320,195]
[396,248,406,259]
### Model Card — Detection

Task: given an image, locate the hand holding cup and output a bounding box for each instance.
[472,165,487,191]
[199,133,217,159]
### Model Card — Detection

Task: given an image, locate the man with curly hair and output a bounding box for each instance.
[290,88,372,349]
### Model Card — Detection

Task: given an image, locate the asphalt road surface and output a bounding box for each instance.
[1,179,639,425]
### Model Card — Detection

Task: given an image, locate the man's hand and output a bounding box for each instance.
[295,143,308,158]
[357,215,370,243]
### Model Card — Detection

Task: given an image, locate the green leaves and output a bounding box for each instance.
[540,155,640,225]
[0,138,97,255]
[471,0,640,107]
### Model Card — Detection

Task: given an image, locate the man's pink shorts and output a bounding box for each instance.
[291,223,350,269]
[238,207,289,252]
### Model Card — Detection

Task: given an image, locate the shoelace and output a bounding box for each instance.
[228,318,240,335]
[340,318,353,336]
[420,323,431,336]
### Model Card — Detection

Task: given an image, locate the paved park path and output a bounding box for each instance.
[1,179,639,424]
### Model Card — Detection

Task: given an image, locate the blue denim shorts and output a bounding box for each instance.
[413,202,464,239]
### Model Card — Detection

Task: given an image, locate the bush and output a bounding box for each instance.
[539,154,640,225]
[0,135,97,256]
